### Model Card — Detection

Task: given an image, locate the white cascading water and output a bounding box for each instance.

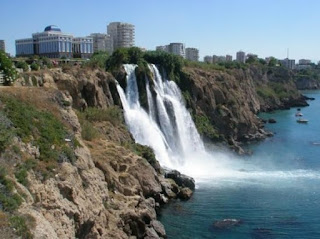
[116,64,207,168]
[117,64,320,183]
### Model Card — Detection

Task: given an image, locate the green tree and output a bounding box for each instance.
[268,57,278,67]
[85,51,109,68]
[0,51,17,85]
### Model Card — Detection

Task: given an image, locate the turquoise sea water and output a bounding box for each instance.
[159,91,320,239]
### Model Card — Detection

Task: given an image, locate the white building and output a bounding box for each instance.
[168,43,185,58]
[16,25,93,58]
[204,55,213,63]
[90,33,113,53]
[107,22,135,50]
[185,47,199,61]
[0,40,5,52]
[73,37,94,59]
[236,51,246,63]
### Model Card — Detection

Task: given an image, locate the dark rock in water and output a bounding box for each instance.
[178,187,193,200]
[251,228,273,239]
[268,118,276,123]
[213,219,243,230]
[165,170,195,190]
[261,119,267,124]
[303,95,315,100]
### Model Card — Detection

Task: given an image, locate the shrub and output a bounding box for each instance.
[0,112,13,152]
[81,106,123,125]
[0,167,22,212]
[15,61,29,72]
[10,215,33,239]
[30,63,40,71]
[0,51,17,85]
[81,121,99,141]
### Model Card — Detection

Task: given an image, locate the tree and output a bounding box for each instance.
[268,57,278,67]
[0,51,17,85]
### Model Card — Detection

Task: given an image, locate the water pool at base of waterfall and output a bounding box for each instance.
[159,91,320,239]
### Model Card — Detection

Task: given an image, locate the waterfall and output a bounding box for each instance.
[116,64,206,168]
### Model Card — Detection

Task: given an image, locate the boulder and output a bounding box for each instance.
[178,187,193,200]
[268,118,276,123]
[165,170,195,190]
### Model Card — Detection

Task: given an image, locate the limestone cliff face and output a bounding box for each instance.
[181,66,307,150]
[1,77,190,238]
[15,67,121,110]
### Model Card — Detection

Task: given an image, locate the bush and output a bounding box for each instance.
[0,51,17,85]
[0,112,13,152]
[15,61,29,72]
[84,51,109,69]
[81,106,123,125]
[80,121,99,141]
[0,167,22,212]
[10,215,33,239]
[30,62,40,71]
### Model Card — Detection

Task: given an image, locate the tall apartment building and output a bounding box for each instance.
[281,58,295,70]
[107,22,135,50]
[16,25,93,58]
[185,47,199,61]
[90,33,113,53]
[236,51,246,63]
[156,43,185,58]
[204,56,213,63]
[0,40,5,52]
[168,43,185,58]
[226,55,233,62]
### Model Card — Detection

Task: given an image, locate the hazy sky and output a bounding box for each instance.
[1,0,319,61]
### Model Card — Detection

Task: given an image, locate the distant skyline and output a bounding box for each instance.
[1,0,320,62]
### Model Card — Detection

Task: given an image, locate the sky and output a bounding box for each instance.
[1,0,319,62]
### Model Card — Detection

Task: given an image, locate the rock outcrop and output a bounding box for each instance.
[0,87,194,238]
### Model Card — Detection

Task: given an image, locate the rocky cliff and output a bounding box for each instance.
[176,65,308,152]
[0,62,308,238]
[0,68,194,239]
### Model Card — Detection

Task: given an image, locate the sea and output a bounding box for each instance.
[159,91,320,239]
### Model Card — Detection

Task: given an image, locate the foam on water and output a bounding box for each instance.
[117,64,320,185]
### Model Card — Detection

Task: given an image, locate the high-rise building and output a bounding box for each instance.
[281,58,295,70]
[204,56,213,63]
[168,43,185,58]
[107,22,135,50]
[236,51,246,63]
[16,25,93,58]
[186,47,199,61]
[226,55,233,62]
[0,40,5,52]
[90,33,113,53]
